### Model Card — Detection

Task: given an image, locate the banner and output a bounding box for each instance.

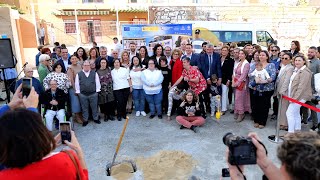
[121,24,192,56]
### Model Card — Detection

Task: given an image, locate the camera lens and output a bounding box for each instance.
[223,132,234,146]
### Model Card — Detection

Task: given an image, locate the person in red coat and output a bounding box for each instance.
[0,109,88,180]
[170,49,183,85]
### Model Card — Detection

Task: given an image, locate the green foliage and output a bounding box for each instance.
[0,3,25,14]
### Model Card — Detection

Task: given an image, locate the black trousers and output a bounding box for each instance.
[272,96,278,115]
[99,101,115,116]
[113,88,130,118]
[252,90,273,126]
[162,86,169,113]
[300,100,318,126]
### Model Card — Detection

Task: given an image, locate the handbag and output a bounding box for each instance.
[62,150,81,180]
[233,77,245,91]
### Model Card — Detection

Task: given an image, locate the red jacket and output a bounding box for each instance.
[0,150,88,180]
[170,58,183,85]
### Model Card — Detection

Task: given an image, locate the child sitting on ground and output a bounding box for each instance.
[167,82,188,120]
[249,62,270,95]
[209,74,222,117]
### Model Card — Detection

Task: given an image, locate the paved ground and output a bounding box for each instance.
[68,111,293,180]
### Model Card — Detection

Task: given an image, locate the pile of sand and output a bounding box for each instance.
[136,150,195,180]
[111,162,134,180]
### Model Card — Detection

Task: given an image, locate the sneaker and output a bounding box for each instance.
[136,111,140,117]
[190,125,197,133]
[310,126,318,131]
[210,112,214,117]
[94,120,101,124]
[158,115,162,119]
[149,115,155,119]
[140,111,147,116]
[180,125,186,129]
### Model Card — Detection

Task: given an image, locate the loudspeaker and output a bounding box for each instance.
[0,38,15,68]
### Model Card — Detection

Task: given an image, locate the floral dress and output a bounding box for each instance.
[43,72,71,94]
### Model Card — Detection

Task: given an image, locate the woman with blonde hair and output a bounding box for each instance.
[170,49,183,85]
[120,51,130,69]
[285,55,312,134]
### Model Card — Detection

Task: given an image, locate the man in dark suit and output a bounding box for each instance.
[181,44,200,66]
[129,42,139,61]
[95,46,114,69]
[56,47,71,73]
[198,43,222,114]
[199,43,222,84]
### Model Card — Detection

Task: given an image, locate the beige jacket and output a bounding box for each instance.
[289,67,313,101]
[276,64,294,96]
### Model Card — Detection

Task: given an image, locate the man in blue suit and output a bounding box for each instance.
[198,43,222,85]
[95,46,114,69]
[181,44,200,66]
[198,43,222,115]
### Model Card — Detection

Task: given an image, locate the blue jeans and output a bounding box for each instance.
[132,89,145,111]
[145,90,163,116]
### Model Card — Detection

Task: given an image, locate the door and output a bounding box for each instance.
[87,20,94,43]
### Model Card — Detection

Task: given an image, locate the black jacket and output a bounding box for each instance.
[42,88,67,111]
[221,56,235,85]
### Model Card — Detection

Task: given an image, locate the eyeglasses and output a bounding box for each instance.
[45,59,51,61]
[27,71,33,73]
[282,58,290,60]
[271,50,278,52]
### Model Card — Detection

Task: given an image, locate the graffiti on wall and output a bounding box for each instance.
[150,6,218,24]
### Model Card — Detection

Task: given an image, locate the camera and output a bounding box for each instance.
[223,132,257,165]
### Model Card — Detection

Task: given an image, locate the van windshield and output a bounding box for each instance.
[211,31,252,47]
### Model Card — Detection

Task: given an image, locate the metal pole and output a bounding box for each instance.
[74,8,80,47]
[116,4,120,38]
[268,95,283,143]
[31,3,39,46]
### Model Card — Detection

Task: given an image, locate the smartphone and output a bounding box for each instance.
[22,78,32,97]
[222,168,230,177]
[59,122,71,144]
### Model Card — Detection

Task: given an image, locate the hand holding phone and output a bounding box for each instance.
[22,78,32,97]
[59,122,71,144]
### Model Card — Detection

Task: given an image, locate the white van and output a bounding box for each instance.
[179,21,277,53]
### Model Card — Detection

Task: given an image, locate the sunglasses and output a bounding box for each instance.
[282,58,290,60]
[271,50,278,52]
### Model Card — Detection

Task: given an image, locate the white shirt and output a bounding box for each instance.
[40,27,45,37]
[129,51,138,61]
[129,67,143,89]
[250,69,270,80]
[111,67,130,90]
[62,59,69,71]
[74,70,101,94]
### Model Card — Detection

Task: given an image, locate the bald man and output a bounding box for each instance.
[15,66,44,96]
[180,40,188,55]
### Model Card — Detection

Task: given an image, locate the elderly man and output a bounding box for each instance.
[95,46,114,69]
[75,60,101,126]
[57,47,71,73]
[37,54,51,85]
[180,40,188,55]
[15,66,44,96]
[111,49,119,59]
[164,46,172,64]
[43,80,67,131]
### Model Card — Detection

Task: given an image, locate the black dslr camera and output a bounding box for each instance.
[223,132,257,165]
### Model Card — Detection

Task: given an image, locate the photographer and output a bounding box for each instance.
[0,86,88,179]
[226,132,320,180]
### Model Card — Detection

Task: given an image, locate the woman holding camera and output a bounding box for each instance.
[0,86,88,179]
[176,90,205,133]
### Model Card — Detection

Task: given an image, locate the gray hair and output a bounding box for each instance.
[83,60,90,65]
[100,46,107,51]
[206,43,214,48]
[39,54,50,62]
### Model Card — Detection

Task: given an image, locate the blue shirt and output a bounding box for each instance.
[249,63,276,92]
[15,77,44,95]
[35,52,41,67]
[0,68,17,80]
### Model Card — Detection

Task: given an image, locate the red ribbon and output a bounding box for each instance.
[282,95,320,112]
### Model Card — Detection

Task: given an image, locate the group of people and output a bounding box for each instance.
[18,39,320,134]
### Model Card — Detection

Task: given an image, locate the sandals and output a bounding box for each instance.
[254,123,259,128]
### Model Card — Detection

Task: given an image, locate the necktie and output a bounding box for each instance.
[209,55,212,75]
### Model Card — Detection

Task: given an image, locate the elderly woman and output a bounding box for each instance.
[275,52,294,130]
[111,59,131,121]
[97,58,115,121]
[43,62,71,94]
[0,109,88,179]
[232,50,251,122]
[141,59,164,119]
[285,55,312,134]
[67,55,84,124]
[249,50,276,129]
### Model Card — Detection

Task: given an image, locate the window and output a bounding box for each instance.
[64,20,77,34]
[132,18,147,24]
[257,31,275,48]
[82,0,103,3]
[212,31,252,47]
[129,0,137,2]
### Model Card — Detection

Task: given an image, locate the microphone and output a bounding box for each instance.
[22,62,28,68]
